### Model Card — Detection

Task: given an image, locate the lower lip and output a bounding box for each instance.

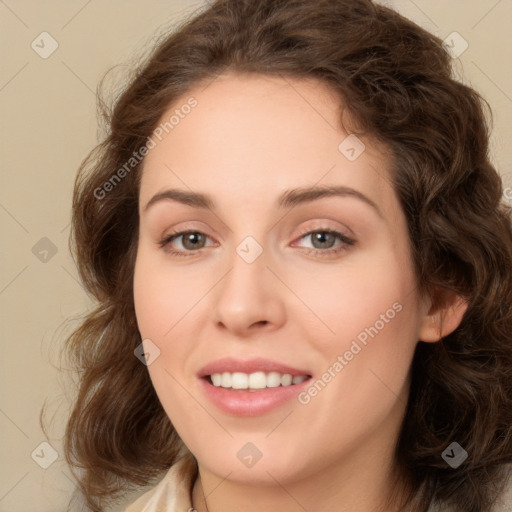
[199,377,312,417]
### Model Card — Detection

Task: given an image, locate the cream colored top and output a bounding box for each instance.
[124,456,512,512]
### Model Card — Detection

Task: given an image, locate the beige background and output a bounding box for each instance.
[1,1,511,510]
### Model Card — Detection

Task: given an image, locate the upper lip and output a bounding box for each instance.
[197,357,311,378]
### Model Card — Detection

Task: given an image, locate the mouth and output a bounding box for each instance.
[197,358,313,416]
[205,371,309,391]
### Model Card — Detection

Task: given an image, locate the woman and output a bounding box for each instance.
[63,0,512,511]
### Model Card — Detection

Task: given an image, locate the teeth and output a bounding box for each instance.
[248,371,266,389]
[211,373,222,386]
[267,371,281,387]
[231,372,248,389]
[281,374,293,386]
[221,372,231,388]
[209,371,308,390]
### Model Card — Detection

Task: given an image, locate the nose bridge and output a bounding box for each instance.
[211,230,285,333]
[223,211,272,280]
[222,233,270,299]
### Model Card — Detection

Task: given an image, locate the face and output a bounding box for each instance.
[133,72,427,486]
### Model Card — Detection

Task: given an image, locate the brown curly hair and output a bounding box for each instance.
[60,0,512,511]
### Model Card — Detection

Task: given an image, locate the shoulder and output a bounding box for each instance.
[124,453,197,512]
[428,465,512,512]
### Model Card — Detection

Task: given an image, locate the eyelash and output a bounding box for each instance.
[158,227,355,259]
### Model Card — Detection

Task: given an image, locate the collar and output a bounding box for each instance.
[124,453,197,512]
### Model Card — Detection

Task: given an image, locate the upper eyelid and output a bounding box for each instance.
[162,218,352,238]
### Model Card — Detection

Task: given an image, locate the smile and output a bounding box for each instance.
[209,371,308,390]
[198,358,312,416]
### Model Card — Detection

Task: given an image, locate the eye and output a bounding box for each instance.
[158,227,355,258]
[158,230,214,256]
[293,228,355,257]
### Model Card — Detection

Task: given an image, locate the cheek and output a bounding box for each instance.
[133,246,206,339]
[289,247,418,351]
[289,244,421,422]
[133,251,191,405]
[133,247,214,399]
[302,249,419,411]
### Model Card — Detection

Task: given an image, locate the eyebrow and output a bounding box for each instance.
[143,185,382,217]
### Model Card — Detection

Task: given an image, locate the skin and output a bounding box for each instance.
[133,72,466,512]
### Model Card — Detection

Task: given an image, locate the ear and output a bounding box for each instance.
[419,288,468,343]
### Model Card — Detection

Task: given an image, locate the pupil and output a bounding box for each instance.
[313,232,334,249]
[184,233,203,249]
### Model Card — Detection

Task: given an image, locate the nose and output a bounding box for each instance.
[211,241,286,338]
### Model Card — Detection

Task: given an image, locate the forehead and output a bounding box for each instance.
[139,72,396,217]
